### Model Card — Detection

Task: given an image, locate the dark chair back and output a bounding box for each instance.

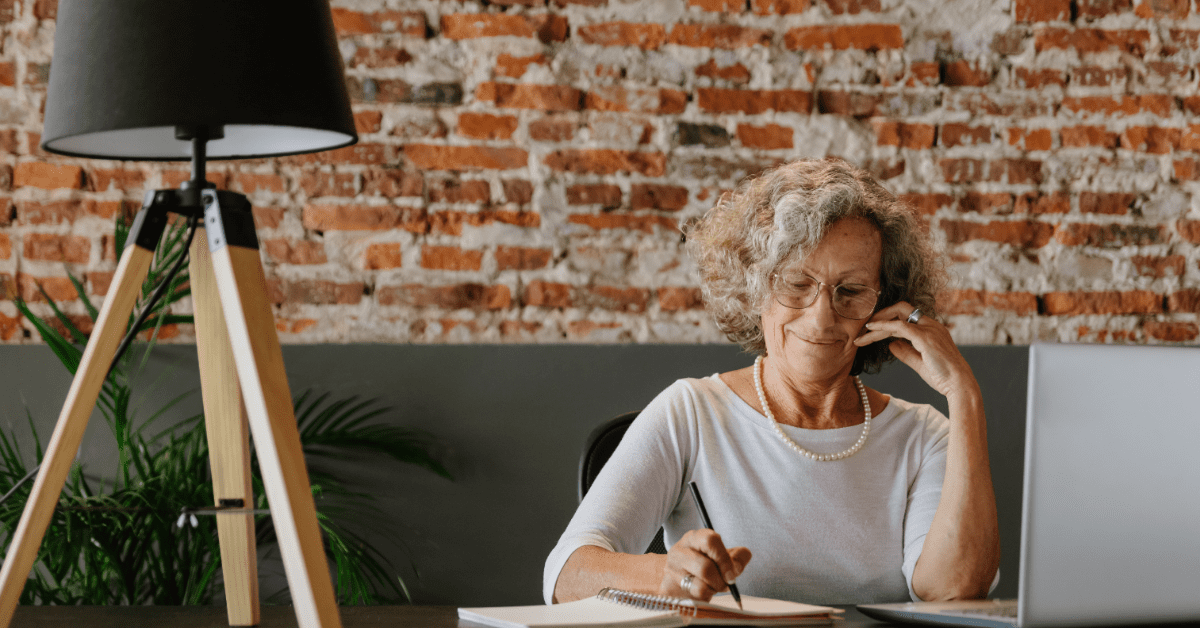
[578,411,667,554]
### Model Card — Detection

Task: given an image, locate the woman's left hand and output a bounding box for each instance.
[853,301,979,401]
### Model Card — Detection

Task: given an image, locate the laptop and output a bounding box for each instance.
[858,343,1200,628]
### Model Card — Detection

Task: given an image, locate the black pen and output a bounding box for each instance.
[688,481,743,610]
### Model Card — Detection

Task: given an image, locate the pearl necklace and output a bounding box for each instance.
[753,355,871,461]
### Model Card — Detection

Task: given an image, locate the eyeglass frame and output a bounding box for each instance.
[769,272,881,320]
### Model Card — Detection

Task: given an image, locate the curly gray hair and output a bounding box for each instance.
[685,158,946,376]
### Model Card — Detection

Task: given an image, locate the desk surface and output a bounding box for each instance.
[9,604,890,628]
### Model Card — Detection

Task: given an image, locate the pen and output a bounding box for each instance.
[688,481,743,610]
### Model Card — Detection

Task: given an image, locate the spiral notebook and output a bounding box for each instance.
[458,587,841,628]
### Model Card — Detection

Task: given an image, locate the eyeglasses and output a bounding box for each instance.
[771,273,880,320]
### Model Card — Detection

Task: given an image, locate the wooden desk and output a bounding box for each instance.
[8,604,891,628]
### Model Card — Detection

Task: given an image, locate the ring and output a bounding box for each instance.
[906,308,922,324]
[680,574,694,593]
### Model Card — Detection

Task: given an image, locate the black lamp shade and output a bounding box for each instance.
[41,0,358,161]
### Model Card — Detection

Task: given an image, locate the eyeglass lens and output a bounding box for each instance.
[774,275,878,319]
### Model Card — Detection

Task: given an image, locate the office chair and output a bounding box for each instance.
[578,411,668,554]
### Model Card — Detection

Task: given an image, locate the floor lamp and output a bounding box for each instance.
[0,2,357,627]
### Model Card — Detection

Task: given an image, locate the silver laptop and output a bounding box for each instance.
[858,343,1200,628]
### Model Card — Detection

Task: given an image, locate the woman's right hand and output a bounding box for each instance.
[660,529,752,601]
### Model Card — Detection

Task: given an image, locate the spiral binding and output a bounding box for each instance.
[597,588,699,617]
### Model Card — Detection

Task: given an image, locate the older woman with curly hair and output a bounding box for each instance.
[544,158,1000,606]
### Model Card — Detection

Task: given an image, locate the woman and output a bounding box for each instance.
[543,158,1000,605]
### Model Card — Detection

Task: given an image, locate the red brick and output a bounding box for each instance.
[354,111,384,134]
[941,123,991,147]
[276,319,318,334]
[567,184,622,208]
[429,210,540,236]
[83,271,112,296]
[1071,65,1127,87]
[1008,128,1053,151]
[0,309,21,341]
[1176,219,1200,243]
[688,0,743,10]
[1054,223,1164,247]
[0,62,14,87]
[817,91,879,117]
[1014,192,1070,214]
[457,112,519,140]
[658,287,705,311]
[1135,0,1189,18]
[85,168,145,192]
[826,0,882,12]
[577,22,667,50]
[1167,289,1200,313]
[1013,67,1067,88]
[942,219,1054,248]
[959,192,1013,215]
[421,245,483,271]
[943,60,993,87]
[18,274,78,302]
[737,123,793,150]
[499,320,543,337]
[529,116,578,142]
[544,149,666,176]
[1144,320,1199,342]
[1131,255,1185,278]
[1078,0,1133,18]
[566,320,625,339]
[947,93,1056,117]
[1016,0,1070,20]
[232,173,286,194]
[905,62,940,87]
[15,199,87,224]
[667,24,772,48]
[940,158,1042,184]
[441,13,566,42]
[898,193,954,216]
[1034,28,1150,55]
[331,8,425,36]
[302,204,429,232]
[262,238,328,265]
[405,144,529,171]
[1062,126,1119,148]
[476,82,582,111]
[695,59,752,84]
[585,86,687,115]
[300,171,357,197]
[495,246,552,271]
[0,232,9,259]
[352,46,414,68]
[429,179,491,204]
[23,233,90,263]
[364,243,404,269]
[13,162,84,190]
[785,24,903,50]
[1120,126,1180,154]
[253,206,286,229]
[268,279,364,305]
[362,169,423,198]
[1173,158,1199,181]
[1179,125,1200,151]
[586,285,650,313]
[502,180,534,205]
[631,184,688,211]
[1079,192,1135,215]
[524,280,572,308]
[750,0,811,14]
[696,88,811,114]
[567,213,677,233]
[940,289,1038,315]
[378,283,511,309]
[496,53,547,78]
[1043,290,1161,315]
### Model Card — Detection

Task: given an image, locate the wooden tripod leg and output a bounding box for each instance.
[191,230,259,626]
[0,245,155,627]
[208,242,341,628]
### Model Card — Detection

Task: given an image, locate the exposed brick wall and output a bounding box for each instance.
[2,0,1200,344]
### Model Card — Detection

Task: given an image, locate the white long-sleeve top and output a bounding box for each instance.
[544,374,952,605]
